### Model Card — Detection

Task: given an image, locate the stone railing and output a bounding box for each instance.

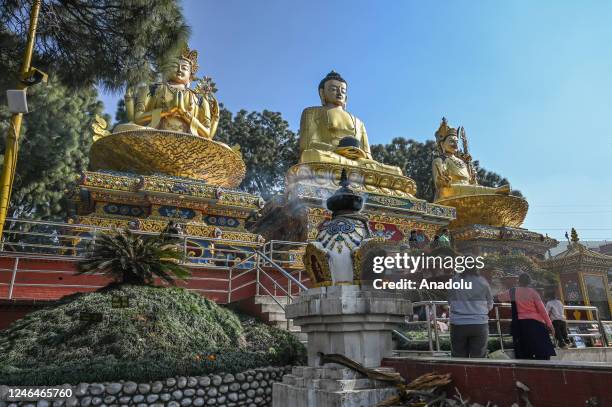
[1,366,293,407]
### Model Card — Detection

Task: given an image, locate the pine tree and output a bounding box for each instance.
[0,0,190,92]
[0,82,104,219]
[570,227,579,243]
[215,108,299,198]
[0,0,189,220]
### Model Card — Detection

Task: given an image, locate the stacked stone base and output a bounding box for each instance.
[273,366,397,407]
[1,366,292,407]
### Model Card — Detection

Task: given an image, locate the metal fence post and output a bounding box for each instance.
[256,254,260,296]
[432,303,440,352]
[425,304,433,352]
[227,267,233,304]
[91,227,98,249]
[8,257,19,299]
[596,309,609,347]
[495,305,504,352]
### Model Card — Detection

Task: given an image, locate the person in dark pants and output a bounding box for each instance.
[498,273,556,360]
[546,293,570,348]
[448,269,493,358]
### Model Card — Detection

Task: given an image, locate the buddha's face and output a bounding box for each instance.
[169,59,192,85]
[320,80,347,107]
[441,135,459,155]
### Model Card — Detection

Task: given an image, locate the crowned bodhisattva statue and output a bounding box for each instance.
[431,118,528,228]
[432,117,510,201]
[298,71,402,176]
[112,47,219,139]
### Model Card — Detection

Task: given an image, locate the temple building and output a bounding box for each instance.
[541,230,612,320]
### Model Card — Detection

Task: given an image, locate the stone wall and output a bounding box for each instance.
[1,366,292,407]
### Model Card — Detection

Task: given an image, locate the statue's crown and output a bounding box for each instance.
[180,46,199,76]
[435,117,457,142]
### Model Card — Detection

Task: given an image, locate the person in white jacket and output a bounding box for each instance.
[546,293,570,348]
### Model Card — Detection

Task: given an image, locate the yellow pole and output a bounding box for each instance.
[0,0,43,237]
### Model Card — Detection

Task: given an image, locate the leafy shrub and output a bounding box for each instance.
[0,285,305,385]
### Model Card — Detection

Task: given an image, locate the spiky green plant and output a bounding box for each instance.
[76,229,190,285]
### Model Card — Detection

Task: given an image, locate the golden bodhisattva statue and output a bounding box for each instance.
[431,117,528,228]
[89,46,245,188]
[432,117,510,201]
[298,71,402,176]
[112,47,219,139]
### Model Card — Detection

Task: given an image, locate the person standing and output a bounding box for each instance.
[448,269,493,358]
[546,293,570,348]
[498,273,556,360]
[438,228,451,248]
[409,230,418,245]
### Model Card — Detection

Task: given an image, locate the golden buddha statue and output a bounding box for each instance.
[112,46,219,139]
[298,71,402,176]
[432,118,527,228]
[432,117,510,201]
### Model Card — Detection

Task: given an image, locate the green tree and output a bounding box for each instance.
[115,99,129,124]
[215,107,299,198]
[77,229,190,285]
[0,0,190,219]
[0,0,189,91]
[0,82,104,218]
[371,138,438,202]
[372,137,522,201]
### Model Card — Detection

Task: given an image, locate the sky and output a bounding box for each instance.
[101,0,612,242]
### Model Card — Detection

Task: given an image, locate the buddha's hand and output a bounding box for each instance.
[335,146,367,160]
[436,170,452,186]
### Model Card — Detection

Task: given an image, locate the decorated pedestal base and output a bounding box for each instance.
[252,166,455,243]
[452,224,558,260]
[435,194,528,229]
[90,129,246,188]
[69,128,264,245]
[273,285,411,407]
[70,170,264,243]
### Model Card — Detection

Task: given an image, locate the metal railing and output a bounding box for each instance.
[0,219,313,307]
[0,218,260,265]
[395,300,611,354]
[227,249,309,329]
[0,219,313,267]
[261,240,307,270]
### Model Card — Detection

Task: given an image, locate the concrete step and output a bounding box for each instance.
[271,318,295,329]
[260,303,286,314]
[267,311,290,322]
[272,319,302,331]
[290,330,308,343]
[253,295,291,305]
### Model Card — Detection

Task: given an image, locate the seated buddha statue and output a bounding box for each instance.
[112,46,219,139]
[298,71,402,176]
[432,118,510,201]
